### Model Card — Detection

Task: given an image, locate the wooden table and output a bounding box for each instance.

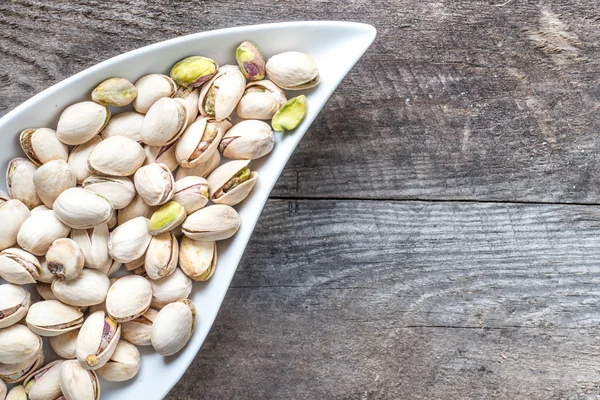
[2,1,600,398]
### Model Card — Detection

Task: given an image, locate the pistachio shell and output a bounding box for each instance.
[53,188,114,230]
[266,51,320,90]
[144,143,179,172]
[101,259,123,277]
[170,56,217,88]
[134,163,175,206]
[173,176,209,214]
[52,269,111,307]
[150,268,192,308]
[175,86,200,126]
[0,324,42,364]
[101,111,144,143]
[179,238,216,281]
[87,136,146,177]
[148,201,186,236]
[36,257,55,283]
[17,210,71,256]
[175,117,231,168]
[107,210,118,229]
[76,311,120,370]
[45,238,84,281]
[151,299,196,356]
[236,80,287,120]
[117,193,156,226]
[36,282,58,301]
[272,95,307,132]
[67,136,102,184]
[19,128,69,166]
[49,329,79,359]
[56,102,110,145]
[26,300,84,337]
[108,217,152,263]
[0,372,6,399]
[23,359,64,400]
[33,160,77,208]
[106,275,153,323]
[236,41,266,81]
[5,385,28,400]
[132,73,176,114]
[70,223,110,271]
[220,120,274,159]
[140,97,188,146]
[175,149,220,180]
[0,248,40,284]
[96,340,141,382]
[0,284,31,329]
[92,77,137,107]
[121,308,158,346]
[182,204,241,241]
[198,65,246,121]
[0,199,30,251]
[6,158,42,209]
[207,160,258,206]
[0,351,43,384]
[82,175,135,210]
[145,232,178,280]
[59,360,100,400]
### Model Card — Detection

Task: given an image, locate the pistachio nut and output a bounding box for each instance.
[0,352,44,384]
[0,324,42,364]
[56,101,110,145]
[182,204,241,241]
[67,135,102,184]
[87,135,146,177]
[236,80,287,120]
[179,238,216,281]
[140,97,188,146]
[5,385,28,400]
[220,120,274,159]
[105,275,153,323]
[132,73,176,114]
[23,359,64,400]
[170,56,217,88]
[34,257,54,284]
[117,193,156,226]
[266,51,320,90]
[33,160,77,208]
[17,210,71,256]
[175,117,231,168]
[236,41,266,81]
[30,204,50,214]
[96,340,140,382]
[121,308,158,346]
[124,255,144,271]
[0,284,31,329]
[101,259,122,277]
[45,238,84,281]
[175,149,220,180]
[26,300,83,337]
[134,163,175,206]
[20,128,69,166]
[175,86,200,126]
[49,329,78,359]
[36,282,58,301]
[59,360,100,400]
[53,188,114,229]
[76,310,120,370]
[0,248,40,284]
[82,175,135,210]
[151,299,196,356]
[92,77,137,107]
[70,223,110,271]
[144,143,179,172]
[107,210,118,230]
[0,199,30,251]
[148,201,186,236]
[272,95,307,132]
[101,111,144,143]
[173,176,209,214]
[145,232,178,280]
[51,269,110,307]
[108,216,152,263]
[0,379,5,400]
[198,65,245,121]
[6,158,42,209]
[150,267,192,308]
[207,160,258,206]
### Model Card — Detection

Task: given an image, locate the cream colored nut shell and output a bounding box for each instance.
[0,199,30,251]
[150,268,192,308]
[0,324,42,364]
[87,136,145,177]
[59,360,100,400]
[96,340,141,382]
[51,269,110,307]
[151,300,196,356]
[33,160,77,208]
[108,216,152,263]
[0,284,31,329]
[56,101,110,145]
[182,204,241,241]
[106,275,153,322]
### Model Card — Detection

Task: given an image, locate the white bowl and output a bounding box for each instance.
[0,21,376,399]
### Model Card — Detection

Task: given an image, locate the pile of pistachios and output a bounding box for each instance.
[0,41,319,400]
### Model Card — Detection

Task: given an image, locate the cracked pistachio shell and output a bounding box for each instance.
[6,385,27,400]
[83,175,135,210]
[37,257,56,283]
[107,211,118,229]
[175,117,231,168]
[52,269,110,307]
[101,111,144,143]
[220,120,274,159]
[36,282,57,300]
[56,102,110,145]
[236,80,287,120]
[46,238,84,281]
[67,135,102,184]
[101,259,122,277]
[0,372,6,399]
[106,275,152,323]
[272,95,307,132]
[0,199,30,251]
[140,97,188,146]
[76,310,120,370]
[148,201,186,236]
[70,224,110,271]
[96,340,140,382]
[175,86,200,126]
[0,284,31,329]
[33,160,77,208]
[92,77,137,107]
[49,329,78,359]
[199,65,246,121]
[151,299,196,356]
[144,143,179,172]
[53,188,114,230]
[132,73,176,114]
[26,300,83,337]
[236,41,266,81]
[7,158,42,209]
[175,149,220,180]
[121,308,158,346]
[0,248,40,284]
[145,232,178,280]
[87,135,146,177]
[266,51,320,90]
[179,238,216,281]
[0,351,43,385]
[23,359,64,400]
[59,360,100,400]
[150,268,192,308]
[108,217,152,263]
[134,163,175,206]
[170,56,217,87]
[173,176,209,214]
[0,324,42,364]
[19,128,69,166]
[17,210,71,256]
[207,160,258,206]
[182,204,241,241]
[117,193,156,226]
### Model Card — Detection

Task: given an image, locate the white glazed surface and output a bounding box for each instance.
[0,21,376,399]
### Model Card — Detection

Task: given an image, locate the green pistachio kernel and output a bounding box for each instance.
[148,201,185,235]
[271,95,307,132]
[170,56,217,88]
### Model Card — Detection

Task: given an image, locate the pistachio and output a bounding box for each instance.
[82,175,135,210]
[0,324,42,364]
[76,310,121,370]
[140,97,188,146]
[19,128,69,166]
[182,204,241,241]
[179,238,217,281]
[236,80,287,120]
[0,248,40,284]
[101,111,144,143]
[144,143,179,172]
[108,216,152,263]
[0,190,9,203]
[53,188,113,230]
[0,284,31,329]
[59,360,100,400]
[0,352,43,385]
[134,163,175,206]
[106,275,153,323]
[36,282,58,300]
[207,160,258,206]
[96,340,141,382]
[33,160,77,208]
[151,299,196,356]
[5,385,28,400]
[272,95,307,132]
[56,101,110,145]
[26,300,84,337]
[173,176,209,214]
[51,269,110,307]
[124,255,144,271]
[107,210,118,229]
[148,201,186,236]
[101,259,123,277]
[49,329,79,359]
[132,73,176,114]
[87,136,146,177]
[35,257,55,283]
[121,308,158,346]
[0,380,5,400]
[175,117,232,168]
[220,120,274,159]
[170,56,217,87]
[150,268,192,308]
[198,65,246,121]
[70,224,110,271]
[45,238,84,281]
[6,158,42,209]
[17,210,70,256]
[67,135,102,184]
[117,193,156,226]
[0,199,30,251]
[145,232,178,280]
[30,204,50,214]
[236,41,266,81]
[175,149,220,180]
[92,77,137,107]
[266,51,320,90]
[175,86,200,126]
[23,359,64,400]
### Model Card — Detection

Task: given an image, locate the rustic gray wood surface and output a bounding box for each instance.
[2,0,600,399]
